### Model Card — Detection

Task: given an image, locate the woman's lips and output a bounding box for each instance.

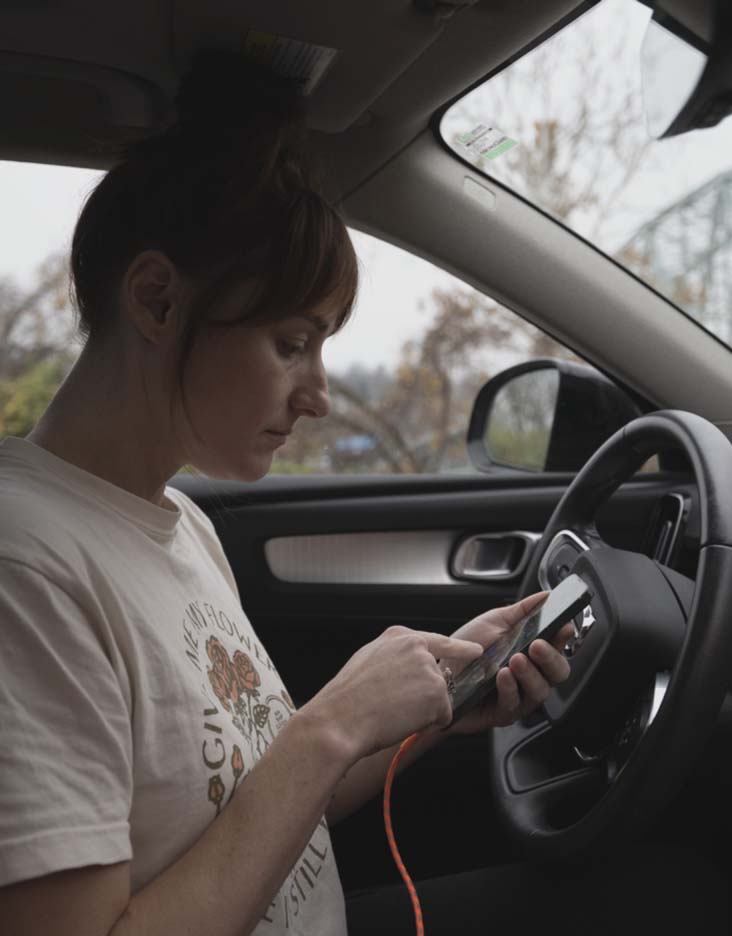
[264,429,289,446]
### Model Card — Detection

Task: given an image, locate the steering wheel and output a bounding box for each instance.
[490,410,732,856]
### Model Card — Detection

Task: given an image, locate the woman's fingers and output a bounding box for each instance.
[494,666,521,718]
[494,636,572,721]
[528,637,571,683]
[508,653,552,706]
[374,618,572,738]
[415,630,484,663]
[553,621,577,651]
[492,591,549,630]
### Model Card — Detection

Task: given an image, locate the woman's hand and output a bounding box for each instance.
[306,627,484,764]
[444,592,573,735]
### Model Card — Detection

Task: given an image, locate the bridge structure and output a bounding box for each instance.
[621,169,732,346]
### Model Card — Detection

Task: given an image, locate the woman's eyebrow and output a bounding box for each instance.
[297,314,330,333]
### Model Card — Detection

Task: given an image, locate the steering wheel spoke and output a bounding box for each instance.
[538,528,591,590]
[606,671,670,781]
[517,766,608,831]
[491,720,609,842]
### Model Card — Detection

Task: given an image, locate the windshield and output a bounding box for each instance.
[440,0,732,349]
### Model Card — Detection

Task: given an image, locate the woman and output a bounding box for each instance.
[0,52,586,936]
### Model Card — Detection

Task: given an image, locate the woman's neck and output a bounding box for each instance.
[26,343,181,508]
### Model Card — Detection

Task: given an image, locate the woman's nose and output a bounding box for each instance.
[292,361,331,419]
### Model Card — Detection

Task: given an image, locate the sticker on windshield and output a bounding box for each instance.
[456,124,518,160]
[241,30,339,95]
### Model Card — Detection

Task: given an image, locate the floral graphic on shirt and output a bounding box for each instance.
[206,651,238,713]
[226,744,246,807]
[232,649,261,695]
[232,743,245,774]
[181,599,334,928]
[205,636,268,760]
[208,774,226,816]
[253,703,271,728]
[262,695,293,745]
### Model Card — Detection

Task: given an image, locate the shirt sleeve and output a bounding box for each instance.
[0,558,133,886]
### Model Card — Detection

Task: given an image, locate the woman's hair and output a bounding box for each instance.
[70,50,358,386]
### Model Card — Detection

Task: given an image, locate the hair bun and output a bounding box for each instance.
[175,49,304,133]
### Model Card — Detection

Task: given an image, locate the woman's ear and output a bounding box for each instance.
[123,250,181,343]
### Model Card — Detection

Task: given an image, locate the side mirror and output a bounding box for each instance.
[467,359,642,473]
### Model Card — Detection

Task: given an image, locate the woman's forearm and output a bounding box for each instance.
[326,726,450,825]
[111,707,355,936]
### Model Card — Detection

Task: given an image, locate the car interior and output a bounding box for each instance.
[3,0,732,901]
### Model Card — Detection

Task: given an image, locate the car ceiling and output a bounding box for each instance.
[1,0,588,198]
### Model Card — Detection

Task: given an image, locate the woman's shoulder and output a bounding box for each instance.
[0,461,94,579]
[0,441,168,585]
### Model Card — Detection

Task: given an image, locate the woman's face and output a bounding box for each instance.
[175,296,337,481]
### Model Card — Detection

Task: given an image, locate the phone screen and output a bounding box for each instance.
[449,573,592,723]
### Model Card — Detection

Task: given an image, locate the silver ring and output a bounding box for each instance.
[442,665,456,696]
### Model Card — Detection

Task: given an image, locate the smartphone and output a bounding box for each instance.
[448,573,593,724]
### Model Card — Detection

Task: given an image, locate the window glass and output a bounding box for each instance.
[0,161,581,475]
[0,161,99,442]
[440,0,732,350]
[284,230,581,475]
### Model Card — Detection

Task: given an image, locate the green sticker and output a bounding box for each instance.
[457,125,518,161]
[485,138,518,159]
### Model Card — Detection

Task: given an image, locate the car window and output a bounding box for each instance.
[440,0,732,352]
[0,161,100,439]
[0,161,583,476]
[291,230,584,476]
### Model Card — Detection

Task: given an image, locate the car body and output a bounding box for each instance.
[2,0,731,898]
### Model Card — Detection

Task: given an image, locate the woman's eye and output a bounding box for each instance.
[278,340,307,359]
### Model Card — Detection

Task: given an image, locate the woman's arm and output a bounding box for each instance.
[112,708,352,936]
[1,709,348,936]
[326,728,446,825]
[1,626,483,936]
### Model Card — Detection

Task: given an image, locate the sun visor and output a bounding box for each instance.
[171,0,451,132]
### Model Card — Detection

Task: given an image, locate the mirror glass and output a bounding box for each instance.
[484,369,559,471]
[641,17,707,138]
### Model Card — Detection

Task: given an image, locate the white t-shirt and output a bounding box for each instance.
[0,436,347,936]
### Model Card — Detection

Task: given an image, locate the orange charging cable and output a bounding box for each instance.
[383,732,424,936]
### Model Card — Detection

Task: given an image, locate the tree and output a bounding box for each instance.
[0,253,77,437]
[0,357,73,438]
[273,286,576,475]
[0,253,75,380]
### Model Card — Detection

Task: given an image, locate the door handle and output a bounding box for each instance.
[451,532,541,582]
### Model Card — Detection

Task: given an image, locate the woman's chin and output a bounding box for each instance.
[192,450,274,483]
[238,450,276,482]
